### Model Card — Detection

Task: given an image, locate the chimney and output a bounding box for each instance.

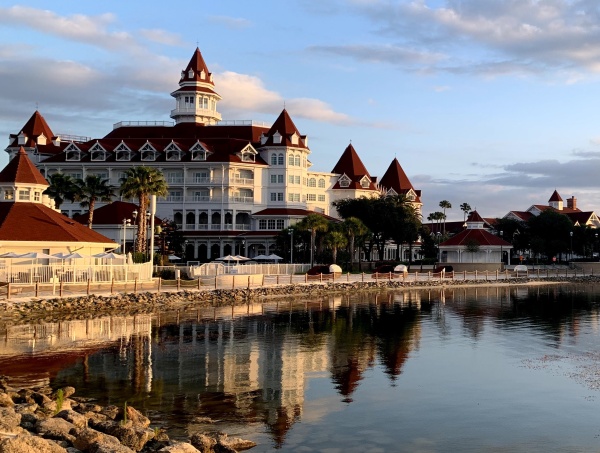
[567,196,577,210]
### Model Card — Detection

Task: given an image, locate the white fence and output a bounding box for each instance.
[0,262,153,284]
[189,262,311,277]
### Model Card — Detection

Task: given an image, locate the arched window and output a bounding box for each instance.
[288,155,294,166]
[294,155,301,166]
[278,153,284,165]
[318,179,326,188]
[308,178,316,187]
[271,154,277,165]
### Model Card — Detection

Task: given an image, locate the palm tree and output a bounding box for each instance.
[325,229,348,264]
[120,167,168,254]
[75,175,114,228]
[460,202,471,223]
[298,214,329,266]
[427,211,444,234]
[439,200,452,235]
[44,173,77,209]
[342,217,369,268]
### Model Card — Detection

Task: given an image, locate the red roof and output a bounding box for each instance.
[467,210,485,222]
[441,228,512,247]
[72,201,162,226]
[261,109,307,148]
[9,110,56,148]
[252,208,338,222]
[549,190,563,202]
[0,203,116,244]
[180,48,215,86]
[331,144,377,190]
[379,158,415,194]
[0,147,48,185]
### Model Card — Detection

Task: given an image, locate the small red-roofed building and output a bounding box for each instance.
[439,210,512,266]
[0,147,116,262]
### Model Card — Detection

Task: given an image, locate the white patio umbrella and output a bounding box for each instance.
[0,252,22,258]
[216,254,241,262]
[267,254,283,261]
[168,255,181,261]
[52,252,71,260]
[18,252,57,264]
[234,255,250,261]
[252,254,269,261]
[64,252,87,260]
[93,252,126,260]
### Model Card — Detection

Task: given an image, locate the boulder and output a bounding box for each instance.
[158,442,202,452]
[71,428,122,452]
[190,433,216,453]
[98,423,154,452]
[55,410,87,430]
[0,433,67,453]
[0,392,14,407]
[35,418,77,444]
[0,407,22,435]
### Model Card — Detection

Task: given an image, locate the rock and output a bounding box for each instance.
[71,428,122,452]
[219,435,256,451]
[190,433,216,453]
[35,418,77,443]
[0,392,14,407]
[83,412,108,429]
[98,423,154,452]
[158,442,202,452]
[0,433,67,453]
[99,406,119,420]
[91,442,136,453]
[0,406,22,435]
[120,406,151,429]
[59,387,76,399]
[14,403,38,414]
[55,410,88,430]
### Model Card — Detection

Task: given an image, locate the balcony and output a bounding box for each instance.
[192,177,212,184]
[231,196,254,203]
[230,177,254,185]
[171,107,222,122]
[185,196,222,203]
[166,177,184,184]
[166,196,183,202]
[183,223,251,231]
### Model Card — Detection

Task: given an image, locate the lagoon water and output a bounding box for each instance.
[3,284,600,452]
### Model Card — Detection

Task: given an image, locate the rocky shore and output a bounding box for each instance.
[2,275,599,322]
[0,376,256,453]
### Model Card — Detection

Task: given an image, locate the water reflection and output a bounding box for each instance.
[2,283,600,451]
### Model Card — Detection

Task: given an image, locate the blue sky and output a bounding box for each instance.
[2,0,600,221]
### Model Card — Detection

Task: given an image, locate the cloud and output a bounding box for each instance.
[139,29,186,47]
[208,15,252,30]
[309,0,600,78]
[216,71,356,125]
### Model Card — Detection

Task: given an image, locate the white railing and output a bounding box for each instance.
[189,263,311,277]
[166,196,184,202]
[166,177,184,184]
[0,262,153,284]
[192,177,212,184]
[231,177,254,185]
[216,120,270,127]
[113,121,173,129]
[185,224,196,230]
[170,108,222,121]
[231,196,253,203]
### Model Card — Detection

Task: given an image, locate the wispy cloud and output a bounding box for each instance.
[208,15,252,30]
[139,29,186,47]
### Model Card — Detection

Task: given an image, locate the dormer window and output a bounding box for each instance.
[188,69,194,78]
[190,141,209,161]
[18,189,30,201]
[165,141,182,161]
[37,134,47,145]
[261,133,268,145]
[114,142,131,161]
[140,142,157,161]
[339,175,351,188]
[200,70,205,79]
[90,142,107,161]
[273,132,282,144]
[65,143,81,161]
[290,132,299,145]
[238,144,257,163]
[4,190,14,200]
[270,154,277,165]
[360,176,370,189]
[17,132,26,145]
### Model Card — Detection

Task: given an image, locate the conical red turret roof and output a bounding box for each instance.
[332,144,370,177]
[0,147,48,186]
[549,190,563,202]
[261,109,308,148]
[9,110,56,148]
[379,158,415,193]
[180,47,214,85]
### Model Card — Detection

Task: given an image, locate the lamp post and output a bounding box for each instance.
[570,231,573,262]
[596,233,598,261]
[436,231,442,264]
[122,218,131,253]
[132,209,138,252]
[288,227,294,264]
[500,230,503,267]
[145,210,151,261]
[241,240,245,257]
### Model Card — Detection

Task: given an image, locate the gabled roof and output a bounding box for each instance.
[467,210,485,222]
[9,110,56,148]
[0,147,48,186]
[0,203,116,244]
[260,109,308,149]
[379,158,415,193]
[72,201,162,226]
[549,190,563,202]
[180,48,214,86]
[440,228,512,247]
[331,144,377,190]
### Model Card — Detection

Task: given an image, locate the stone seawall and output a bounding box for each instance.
[2,275,600,323]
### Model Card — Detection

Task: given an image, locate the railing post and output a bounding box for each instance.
[320,273,323,283]
[388,272,392,281]
[347,272,349,282]
[464,270,466,280]
[248,275,251,289]
[60,281,64,298]
[475,270,478,279]
[111,278,114,293]
[496,270,498,281]
[6,283,10,300]
[134,278,138,293]
[177,277,181,290]
[87,279,91,295]
[198,278,201,290]
[35,282,39,297]
[262,275,265,286]
[276,275,280,285]
[362,272,364,282]
[215,276,218,289]
[305,274,308,283]
[158,277,162,292]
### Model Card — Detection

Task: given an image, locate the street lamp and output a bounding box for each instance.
[288,227,294,264]
[132,209,138,251]
[436,231,442,264]
[122,218,131,253]
[500,230,503,267]
[596,233,598,261]
[570,231,574,262]
[145,211,151,261]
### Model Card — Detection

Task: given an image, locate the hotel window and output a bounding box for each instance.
[271,154,277,165]
[259,219,267,230]
[318,194,326,202]
[277,153,284,165]
[268,219,276,229]
[19,190,30,201]
[270,192,277,201]
[34,192,40,202]
[277,192,284,201]
[361,179,370,188]
[294,155,300,166]
[277,175,283,183]
[288,175,295,184]
[288,155,294,166]
[270,174,277,184]
[307,194,316,202]
[276,219,284,229]
[295,176,300,184]
[288,193,300,202]
[308,178,316,187]
[4,190,14,200]
[318,179,326,188]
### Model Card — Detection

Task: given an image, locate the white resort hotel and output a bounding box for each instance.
[4,47,422,263]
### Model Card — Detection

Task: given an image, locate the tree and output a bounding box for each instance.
[297,214,329,266]
[439,200,452,235]
[427,211,444,233]
[120,167,168,254]
[44,173,77,209]
[460,203,471,223]
[342,217,369,268]
[325,228,348,264]
[74,175,114,228]
[527,210,573,262]
[465,239,480,263]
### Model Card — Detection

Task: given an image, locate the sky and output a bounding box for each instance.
[2,0,600,221]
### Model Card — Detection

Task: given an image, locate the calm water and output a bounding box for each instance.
[3,284,600,452]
